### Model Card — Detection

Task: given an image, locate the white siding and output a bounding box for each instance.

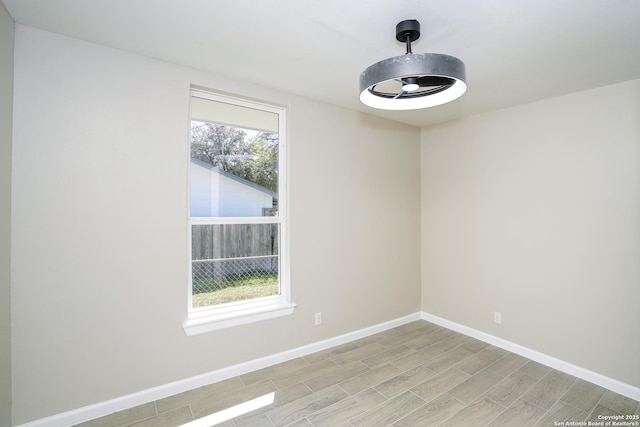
[190,161,273,217]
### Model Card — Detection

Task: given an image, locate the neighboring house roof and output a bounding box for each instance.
[191,158,278,199]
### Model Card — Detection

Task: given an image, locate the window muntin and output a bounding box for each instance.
[186,89,291,330]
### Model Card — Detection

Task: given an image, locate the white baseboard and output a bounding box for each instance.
[17,311,639,426]
[17,313,422,427]
[421,311,640,402]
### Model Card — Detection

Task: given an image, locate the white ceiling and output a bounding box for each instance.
[3,0,640,127]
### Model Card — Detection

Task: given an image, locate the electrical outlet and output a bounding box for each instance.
[494,312,502,324]
[315,312,322,326]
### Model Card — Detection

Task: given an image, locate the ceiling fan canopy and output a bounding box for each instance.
[359,19,467,110]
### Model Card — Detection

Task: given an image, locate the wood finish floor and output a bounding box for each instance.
[76,321,640,427]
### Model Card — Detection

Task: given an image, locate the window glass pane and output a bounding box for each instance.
[190,98,279,218]
[191,223,279,307]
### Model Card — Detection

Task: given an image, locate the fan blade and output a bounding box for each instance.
[393,90,407,99]
[417,76,455,87]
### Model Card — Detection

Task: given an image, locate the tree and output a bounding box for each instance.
[246,131,278,192]
[190,121,278,193]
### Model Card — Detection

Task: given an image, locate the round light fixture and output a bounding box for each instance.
[359,19,467,110]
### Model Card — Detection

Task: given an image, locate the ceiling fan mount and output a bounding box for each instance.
[395,19,421,45]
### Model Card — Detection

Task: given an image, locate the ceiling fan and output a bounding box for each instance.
[359,19,467,110]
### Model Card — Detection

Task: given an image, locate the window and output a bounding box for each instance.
[184,89,294,335]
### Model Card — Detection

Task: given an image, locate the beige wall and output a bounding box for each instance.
[10,26,421,423]
[421,79,640,388]
[0,3,14,426]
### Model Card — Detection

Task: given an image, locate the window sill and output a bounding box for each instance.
[183,297,296,336]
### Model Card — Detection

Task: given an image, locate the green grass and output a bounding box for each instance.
[192,273,278,307]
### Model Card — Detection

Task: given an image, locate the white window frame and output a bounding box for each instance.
[184,89,294,336]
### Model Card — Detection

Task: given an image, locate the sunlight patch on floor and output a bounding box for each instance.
[178,392,275,427]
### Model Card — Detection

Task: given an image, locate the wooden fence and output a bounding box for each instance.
[192,223,278,260]
[191,224,279,290]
